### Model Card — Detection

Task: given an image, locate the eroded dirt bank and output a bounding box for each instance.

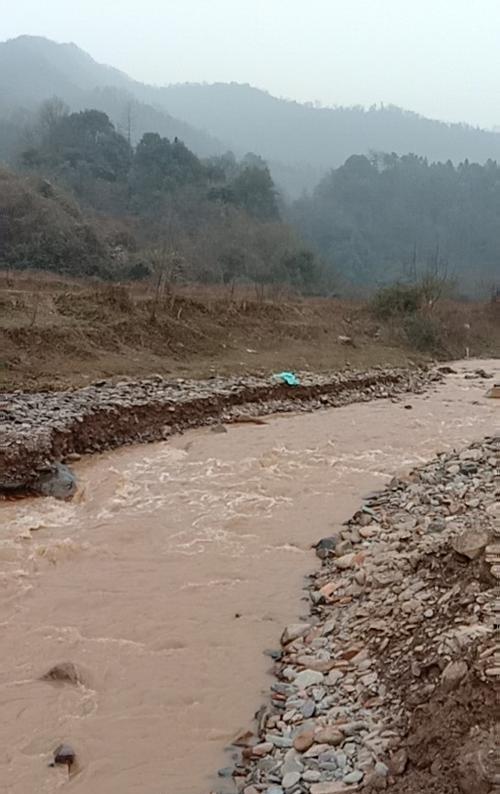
[0,361,497,794]
[0,366,439,490]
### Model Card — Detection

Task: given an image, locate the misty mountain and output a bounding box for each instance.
[155,82,500,176]
[4,36,500,196]
[0,36,224,158]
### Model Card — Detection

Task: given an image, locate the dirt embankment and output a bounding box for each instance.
[0,272,498,391]
[0,366,441,491]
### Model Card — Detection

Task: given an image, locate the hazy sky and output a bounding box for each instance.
[3,0,500,128]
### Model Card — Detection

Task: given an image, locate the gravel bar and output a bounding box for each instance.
[0,366,440,491]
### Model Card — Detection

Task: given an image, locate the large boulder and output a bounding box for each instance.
[32,463,77,500]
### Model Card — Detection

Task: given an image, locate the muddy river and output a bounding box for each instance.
[0,361,498,794]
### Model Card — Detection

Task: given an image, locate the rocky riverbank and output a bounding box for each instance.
[0,366,440,492]
[220,436,499,794]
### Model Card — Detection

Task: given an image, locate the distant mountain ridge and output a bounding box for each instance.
[155,81,500,171]
[0,36,225,158]
[3,35,500,194]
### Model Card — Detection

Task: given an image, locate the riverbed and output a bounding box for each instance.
[0,360,497,794]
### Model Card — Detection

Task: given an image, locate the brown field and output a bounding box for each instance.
[0,270,498,390]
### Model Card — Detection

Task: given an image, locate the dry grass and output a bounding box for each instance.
[0,270,498,391]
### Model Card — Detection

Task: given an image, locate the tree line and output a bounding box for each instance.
[1,99,323,293]
[291,152,500,295]
[2,100,500,296]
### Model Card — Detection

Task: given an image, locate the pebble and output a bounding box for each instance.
[310,783,360,793]
[293,731,315,752]
[315,537,337,559]
[42,662,81,685]
[389,748,408,775]
[452,527,490,559]
[343,770,364,784]
[314,727,344,746]
[334,553,356,569]
[282,771,301,788]
[294,669,324,689]
[281,623,311,646]
[441,660,468,691]
[300,699,316,718]
[374,761,389,777]
[303,770,322,782]
[52,744,75,769]
[253,742,274,756]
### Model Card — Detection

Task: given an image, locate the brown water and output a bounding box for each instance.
[0,361,498,794]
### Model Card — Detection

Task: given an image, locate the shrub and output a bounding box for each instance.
[403,313,441,352]
[371,283,423,319]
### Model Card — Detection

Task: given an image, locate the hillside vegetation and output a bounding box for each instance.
[292,153,500,293]
[1,36,500,295]
[0,105,324,292]
[5,36,500,195]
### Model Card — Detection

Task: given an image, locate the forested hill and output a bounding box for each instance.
[1,104,323,294]
[292,153,500,292]
[4,36,500,195]
[0,36,224,159]
[153,82,500,174]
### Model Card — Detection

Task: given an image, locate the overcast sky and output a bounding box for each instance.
[3,0,500,128]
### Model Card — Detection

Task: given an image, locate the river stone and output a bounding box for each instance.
[303,770,322,782]
[334,553,356,569]
[301,699,316,718]
[327,669,344,686]
[389,749,408,776]
[343,770,364,784]
[335,751,347,769]
[53,743,76,768]
[33,463,77,500]
[281,623,311,646]
[314,727,344,746]
[281,748,304,776]
[252,742,274,756]
[310,783,361,793]
[293,731,314,752]
[42,662,81,685]
[374,761,389,778]
[294,669,324,689]
[211,423,228,434]
[452,528,490,560]
[441,660,468,691]
[315,536,337,559]
[282,771,301,789]
[427,517,446,533]
[266,734,293,748]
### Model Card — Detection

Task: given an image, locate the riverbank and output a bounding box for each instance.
[0,365,442,491]
[225,435,499,794]
[1,272,499,392]
[0,360,497,794]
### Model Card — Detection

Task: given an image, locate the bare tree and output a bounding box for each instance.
[147,244,185,321]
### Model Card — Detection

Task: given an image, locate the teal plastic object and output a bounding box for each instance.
[274,371,300,386]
